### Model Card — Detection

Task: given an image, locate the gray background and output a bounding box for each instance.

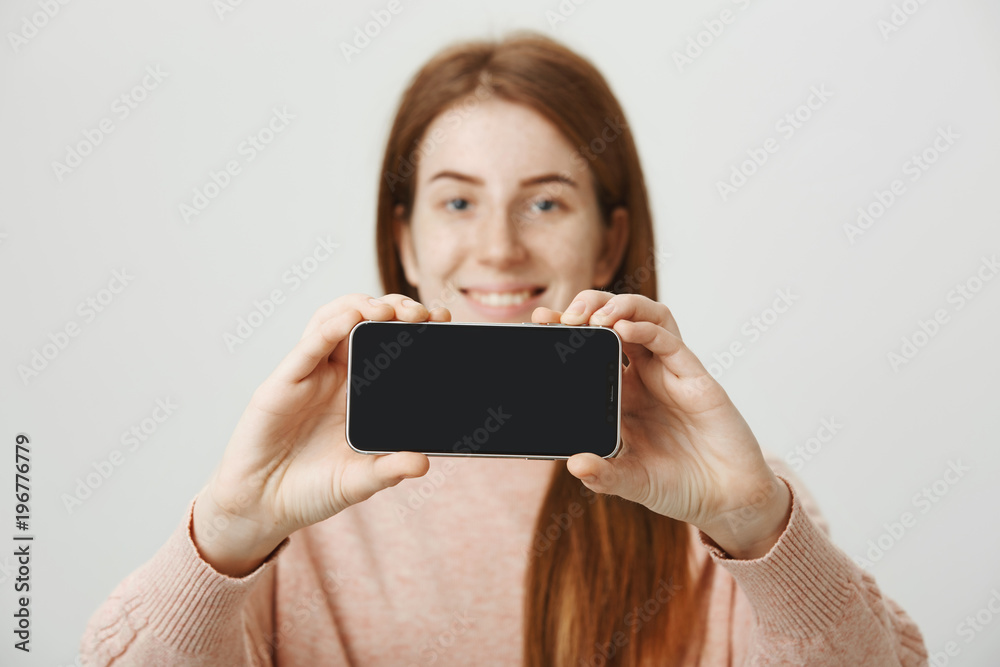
[1,0,999,665]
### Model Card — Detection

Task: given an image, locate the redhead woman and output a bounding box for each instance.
[80,32,929,666]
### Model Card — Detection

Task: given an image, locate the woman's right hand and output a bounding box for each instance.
[191,293,449,577]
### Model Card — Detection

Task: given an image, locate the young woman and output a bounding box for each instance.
[80,32,929,666]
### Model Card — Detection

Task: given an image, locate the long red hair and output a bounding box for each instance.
[375,31,709,666]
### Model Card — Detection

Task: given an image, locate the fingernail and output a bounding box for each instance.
[402,299,417,307]
[369,298,384,306]
[597,301,615,316]
[567,300,585,314]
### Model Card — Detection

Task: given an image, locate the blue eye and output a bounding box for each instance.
[530,199,559,213]
[445,198,470,211]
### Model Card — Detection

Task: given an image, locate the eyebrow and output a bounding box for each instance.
[427,170,578,189]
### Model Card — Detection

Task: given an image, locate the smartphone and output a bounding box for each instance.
[345,320,622,459]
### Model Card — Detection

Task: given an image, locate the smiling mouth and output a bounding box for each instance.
[461,287,545,307]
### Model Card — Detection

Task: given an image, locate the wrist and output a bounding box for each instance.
[698,474,792,560]
[191,488,287,577]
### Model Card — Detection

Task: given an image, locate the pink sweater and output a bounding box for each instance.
[79,454,929,666]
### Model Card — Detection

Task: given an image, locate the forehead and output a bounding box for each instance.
[415,97,582,187]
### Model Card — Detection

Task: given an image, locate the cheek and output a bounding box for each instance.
[414,225,465,274]
[533,227,602,277]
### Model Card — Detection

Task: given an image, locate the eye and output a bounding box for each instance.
[529,198,559,213]
[444,198,471,212]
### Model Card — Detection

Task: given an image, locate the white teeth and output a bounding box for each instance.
[467,289,534,307]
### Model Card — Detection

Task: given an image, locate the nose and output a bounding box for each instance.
[473,205,528,268]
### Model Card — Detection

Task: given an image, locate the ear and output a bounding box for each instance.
[593,206,630,288]
[393,203,421,288]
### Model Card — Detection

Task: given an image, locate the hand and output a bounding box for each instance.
[192,293,450,576]
[532,290,791,559]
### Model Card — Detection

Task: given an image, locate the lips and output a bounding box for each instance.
[463,287,544,307]
[459,285,546,316]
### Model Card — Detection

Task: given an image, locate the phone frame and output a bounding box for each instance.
[345,320,623,460]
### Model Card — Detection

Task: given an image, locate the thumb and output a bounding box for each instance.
[342,452,429,510]
[567,452,650,508]
[567,453,619,492]
[374,451,430,484]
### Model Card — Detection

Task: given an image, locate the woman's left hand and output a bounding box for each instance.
[532,290,791,559]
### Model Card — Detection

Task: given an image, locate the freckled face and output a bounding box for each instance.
[394,97,627,322]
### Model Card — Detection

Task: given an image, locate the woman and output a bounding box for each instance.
[80,32,929,666]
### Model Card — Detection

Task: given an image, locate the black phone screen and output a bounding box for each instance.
[346,321,622,459]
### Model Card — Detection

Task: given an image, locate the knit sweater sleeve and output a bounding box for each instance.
[696,455,929,666]
[79,495,291,667]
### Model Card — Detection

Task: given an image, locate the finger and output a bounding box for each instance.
[558,289,613,325]
[301,293,394,340]
[620,338,652,366]
[375,293,433,322]
[428,306,453,322]
[590,294,681,340]
[531,306,562,324]
[612,319,705,379]
[274,310,364,383]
